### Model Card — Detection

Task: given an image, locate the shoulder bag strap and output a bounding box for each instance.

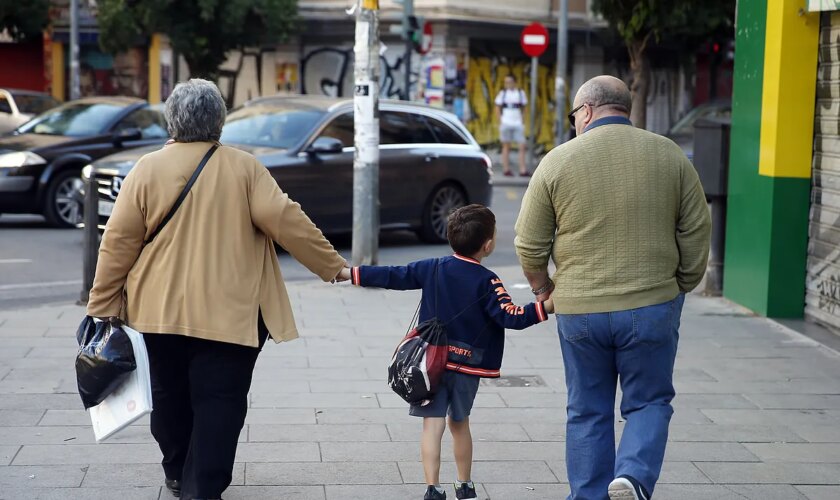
[144,144,218,245]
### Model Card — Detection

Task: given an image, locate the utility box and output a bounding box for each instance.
[693,118,731,198]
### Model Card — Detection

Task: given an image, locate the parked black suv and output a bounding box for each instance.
[0,97,167,227]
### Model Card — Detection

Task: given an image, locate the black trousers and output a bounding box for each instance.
[144,317,268,500]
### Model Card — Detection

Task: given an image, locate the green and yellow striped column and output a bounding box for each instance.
[723,0,821,317]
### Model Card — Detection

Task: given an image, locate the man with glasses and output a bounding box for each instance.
[514,75,711,500]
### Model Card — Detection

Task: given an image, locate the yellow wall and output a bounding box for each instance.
[758,0,820,178]
[148,34,162,104]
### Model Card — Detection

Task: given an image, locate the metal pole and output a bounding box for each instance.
[69,0,80,100]
[704,197,727,296]
[529,56,538,172]
[80,174,99,304]
[352,0,381,265]
[555,0,568,146]
[403,0,414,100]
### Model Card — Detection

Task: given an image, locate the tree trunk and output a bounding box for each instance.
[627,37,651,130]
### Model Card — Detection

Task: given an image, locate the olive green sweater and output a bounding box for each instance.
[515,121,711,314]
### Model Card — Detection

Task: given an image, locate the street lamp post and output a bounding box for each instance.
[555,0,569,146]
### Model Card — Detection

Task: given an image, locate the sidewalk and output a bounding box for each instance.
[1,266,840,499]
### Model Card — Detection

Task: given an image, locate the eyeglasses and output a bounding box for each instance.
[567,102,627,128]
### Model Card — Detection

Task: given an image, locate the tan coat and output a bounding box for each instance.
[87,141,346,347]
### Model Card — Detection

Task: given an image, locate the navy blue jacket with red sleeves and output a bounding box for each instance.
[351,254,548,378]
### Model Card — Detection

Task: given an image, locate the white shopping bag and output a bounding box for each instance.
[88,325,153,442]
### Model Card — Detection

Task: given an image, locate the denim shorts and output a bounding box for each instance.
[500,124,526,144]
[409,370,481,422]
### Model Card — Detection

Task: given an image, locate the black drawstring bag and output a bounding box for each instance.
[75,317,137,409]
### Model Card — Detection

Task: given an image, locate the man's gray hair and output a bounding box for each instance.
[576,76,632,114]
[165,79,226,142]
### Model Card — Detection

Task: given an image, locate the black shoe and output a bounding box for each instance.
[454,481,477,499]
[608,475,650,500]
[164,478,181,497]
[424,485,447,500]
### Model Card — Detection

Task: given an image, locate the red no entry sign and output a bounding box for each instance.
[520,22,549,58]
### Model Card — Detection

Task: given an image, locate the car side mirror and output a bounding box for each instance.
[306,137,343,156]
[114,127,142,145]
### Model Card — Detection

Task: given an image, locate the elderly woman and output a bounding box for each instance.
[86,79,346,500]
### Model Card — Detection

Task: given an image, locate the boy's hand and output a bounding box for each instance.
[543,299,554,315]
[335,266,352,283]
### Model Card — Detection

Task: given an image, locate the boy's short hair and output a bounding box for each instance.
[447,204,496,256]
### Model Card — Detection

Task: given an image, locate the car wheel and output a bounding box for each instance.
[419,183,466,243]
[44,170,84,228]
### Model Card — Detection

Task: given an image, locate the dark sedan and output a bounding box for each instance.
[90,96,493,243]
[0,97,168,227]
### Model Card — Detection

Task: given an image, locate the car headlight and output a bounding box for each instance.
[81,164,93,180]
[0,151,47,168]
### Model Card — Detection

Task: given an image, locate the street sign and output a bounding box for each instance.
[418,21,433,54]
[521,22,549,58]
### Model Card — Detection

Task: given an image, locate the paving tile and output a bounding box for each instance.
[483,483,569,499]
[224,486,326,500]
[308,380,390,393]
[672,393,758,410]
[326,484,483,499]
[663,442,760,462]
[742,442,840,463]
[249,424,390,442]
[796,485,840,500]
[0,487,162,500]
[0,394,79,411]
[0,410,45,426]
[653,484,807,499]
[701,409,840,426]
[386,422,531,442]
[81,463,244,487]
[666,424,805,443]
[1,445,20,465]
[12,444,160,465]
[244,409,318,425]
[377,391,506,409]
[246,462,403,485]
[787,425,840,443]
[743,393,840,410]
[0,465,85,488]
[233,442,320,462]
[696,462,840,484]
[0,426,104,445]
[250,393,381,409]
[398,460,560,484]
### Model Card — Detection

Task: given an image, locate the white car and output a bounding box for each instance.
[0,88,60,135]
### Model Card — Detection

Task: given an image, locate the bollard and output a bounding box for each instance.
[80,169,99,305]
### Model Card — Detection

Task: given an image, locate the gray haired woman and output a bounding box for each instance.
[87,79,347,500]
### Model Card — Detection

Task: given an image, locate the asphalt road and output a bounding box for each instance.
[0,185,529,311]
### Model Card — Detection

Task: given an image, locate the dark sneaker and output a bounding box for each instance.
[454,481,477,499]
[608,475,649,500]
[424,485,447,500]
[164,478,181,497]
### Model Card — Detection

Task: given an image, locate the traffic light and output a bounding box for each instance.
[408,15,424,52]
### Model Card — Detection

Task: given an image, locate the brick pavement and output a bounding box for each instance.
[1,266,839,499]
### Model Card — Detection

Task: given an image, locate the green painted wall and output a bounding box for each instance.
[723,0,813,318]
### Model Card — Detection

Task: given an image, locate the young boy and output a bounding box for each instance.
[339,204,553,500]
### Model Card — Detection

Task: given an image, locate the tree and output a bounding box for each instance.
[0,0,50,42]
[591,0,735,129]
[96,0,297,80]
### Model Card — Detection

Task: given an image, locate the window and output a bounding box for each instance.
[221,106,325,149]
[0,96,11,114]
[11,94,59,115]
[380,111,437,144]
[423,116,468,144]
[318,113,354,148]
[114,107,168,139]
[17,102,125,136]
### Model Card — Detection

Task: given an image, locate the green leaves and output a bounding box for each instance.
[0,0,50,42]
[591,0,734,45]
[96,0,299,79]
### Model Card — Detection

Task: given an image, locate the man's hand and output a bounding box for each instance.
[334,266,352,283]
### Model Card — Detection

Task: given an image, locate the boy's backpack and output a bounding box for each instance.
[387,259,490,406]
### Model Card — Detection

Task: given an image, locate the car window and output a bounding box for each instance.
[221,106,325,149]
[0,96,11,114]
[16,102,126,136]
[113,107,168,139]
[422,116,467,144]
[318,112,354,148]
[12,94,59,115]
[380,111,437,144]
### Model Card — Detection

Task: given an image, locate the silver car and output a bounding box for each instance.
[0,89,60,135]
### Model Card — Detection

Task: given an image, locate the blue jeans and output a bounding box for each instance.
[557,294,685,500]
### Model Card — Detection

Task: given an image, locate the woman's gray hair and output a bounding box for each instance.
[164,79,226,142]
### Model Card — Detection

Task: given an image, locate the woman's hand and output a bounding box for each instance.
[334,266,352,283]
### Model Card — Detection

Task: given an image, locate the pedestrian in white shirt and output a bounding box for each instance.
[495,75,529,177]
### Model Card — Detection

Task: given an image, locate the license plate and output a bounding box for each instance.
[98,200,115,217]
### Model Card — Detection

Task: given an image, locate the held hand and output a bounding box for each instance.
[334,266,352,283]
[543,299,555,315]
[535,282,554,304]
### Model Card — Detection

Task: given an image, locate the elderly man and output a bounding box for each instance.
[515,76,711,500]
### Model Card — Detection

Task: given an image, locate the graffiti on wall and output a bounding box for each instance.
[215,48,299,108]
[300,46,417,99]
[466,56,559,150]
